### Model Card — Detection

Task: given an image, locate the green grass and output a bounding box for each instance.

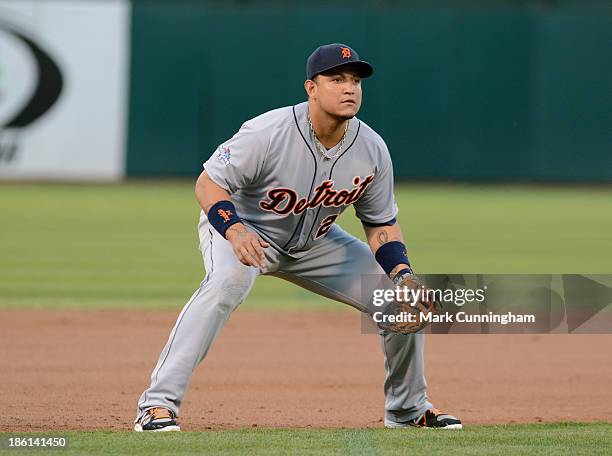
[1,182,611,310]
[1,424,612,455]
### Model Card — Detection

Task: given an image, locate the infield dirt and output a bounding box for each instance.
[2,310,611,432]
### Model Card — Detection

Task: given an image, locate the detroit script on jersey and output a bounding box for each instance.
[204,102,398,255]
[259,175,375,215]
[259,175,375,240]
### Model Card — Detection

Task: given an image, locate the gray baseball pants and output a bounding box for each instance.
[136,215,432,425]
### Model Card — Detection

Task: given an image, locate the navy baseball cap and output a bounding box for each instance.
[306,43,373,80]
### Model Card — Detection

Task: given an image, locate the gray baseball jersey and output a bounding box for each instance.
[136,101,432,429]
[204,101,398,256]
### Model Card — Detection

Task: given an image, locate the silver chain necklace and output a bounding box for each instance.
[308,116,349,160]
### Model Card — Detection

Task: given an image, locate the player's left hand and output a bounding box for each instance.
[394,271,438,315]
[377,271,439,335]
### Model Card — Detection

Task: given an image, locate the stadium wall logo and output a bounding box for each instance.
[0,20,64,163]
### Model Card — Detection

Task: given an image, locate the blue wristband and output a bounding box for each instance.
[207,200,242,238]
[374,241,411,275]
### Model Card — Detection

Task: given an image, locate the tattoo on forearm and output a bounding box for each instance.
[377,230,388,246]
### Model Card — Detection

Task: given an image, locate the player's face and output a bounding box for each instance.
[311,69,362,119]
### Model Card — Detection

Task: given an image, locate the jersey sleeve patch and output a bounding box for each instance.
[216,145,232,166]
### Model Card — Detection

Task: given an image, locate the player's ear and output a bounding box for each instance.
[304,79,316,99]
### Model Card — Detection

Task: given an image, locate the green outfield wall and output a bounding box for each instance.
[126,1,612,181]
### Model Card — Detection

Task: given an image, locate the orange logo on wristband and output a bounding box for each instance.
[218,209,233,222]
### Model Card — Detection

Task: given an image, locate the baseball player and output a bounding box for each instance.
[134,43,462,432]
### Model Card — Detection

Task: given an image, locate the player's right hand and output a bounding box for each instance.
[225,223,270,270]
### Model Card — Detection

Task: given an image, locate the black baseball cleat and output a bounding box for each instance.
[134,407,181,432]
[385,407,463,430]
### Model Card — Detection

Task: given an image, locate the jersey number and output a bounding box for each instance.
[314,214,339,240]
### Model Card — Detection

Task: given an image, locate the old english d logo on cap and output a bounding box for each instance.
[306,43,374,80]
